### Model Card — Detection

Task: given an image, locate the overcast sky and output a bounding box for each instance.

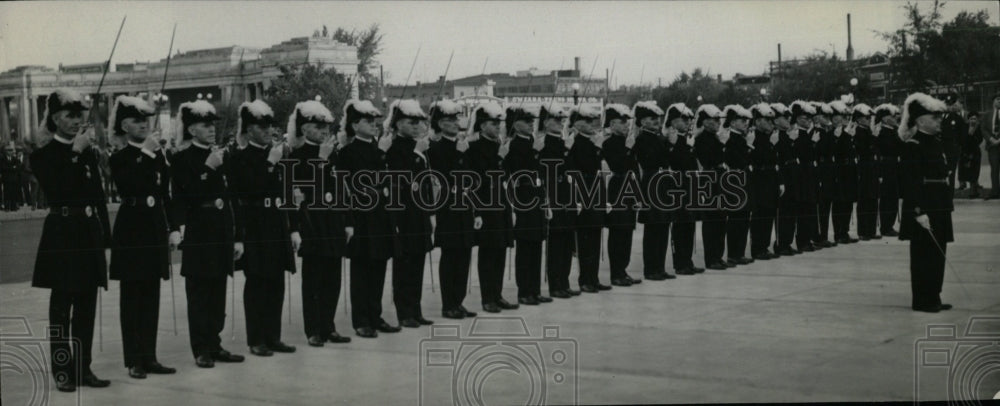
[1,1,997,88]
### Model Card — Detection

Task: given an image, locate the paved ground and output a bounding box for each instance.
[1,199,999,405]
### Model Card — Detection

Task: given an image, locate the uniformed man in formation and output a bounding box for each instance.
[538,103,577,298]
[427,99,480,319]
[386,99,435,326]
[230,100,298,356]
[747,102,783,261]
[693,104,728,270]
[722,104,754,266]
[566,104,609,292]
[169,99,245,367]
[504,105,551,305]
[30,86,956,389]
[31,89,113,392]
[107,95,176,379]
[662,103,702,275]
[466,102,519,312]
[633,101,674,280]
[338,99,396,338]
[285,98,352,346]
[603,103,643,283]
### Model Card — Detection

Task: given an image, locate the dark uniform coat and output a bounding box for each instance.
[775,130,800,203]
[635,128,671,224]
[386,136,432,255]
[815,128,839,200]
[467,136,513,248]
[169,143,240,278]
[109,143,173,280]
[724,130,753,206]
[287,142,348,258]
[30,138,111,291]
[565,133,605,228]
[338,137,396,259]
[427,137,476,248]
[602,133,639,229]
[539,134,573,231]
[793,129,819,203]
[664,135,699,222]
[504,134,545,241]
[749,131,783,210]
[899,131,954,243]
[695,129,727,196]
[877,126,904,199]
[855,126,880,198]
[229,143,295,276]
[834,131,859,202]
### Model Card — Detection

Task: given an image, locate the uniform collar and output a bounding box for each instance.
[441,134,457,142]
[248,140,268,150]
[515,132,532,140]
[53,134,73,145]
[127,140,144,149]
[191,140,211,150]
[303,138,320,146]
[355,135,373,143]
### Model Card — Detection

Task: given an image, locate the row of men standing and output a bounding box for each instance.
[29,87,949,393]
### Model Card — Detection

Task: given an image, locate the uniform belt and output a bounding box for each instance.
[923,178,948,184]
[51,206,96,217]
[123,196,163,208]
[241,197,284,207]
[198,198,227,210]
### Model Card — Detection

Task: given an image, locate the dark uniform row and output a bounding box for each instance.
[30,88,954,393]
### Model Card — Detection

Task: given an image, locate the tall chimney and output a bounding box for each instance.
[574,57,581,73]
[846,14,855,61]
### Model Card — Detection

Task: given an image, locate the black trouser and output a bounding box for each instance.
[576,226,602,287]
[514,239,542,298]
[3,181,22,210]
[701,209,726,265]
[816,199,834,242]
[119,279,161,368]
[776,199,797,251]
[642,222,670,275]
[857,197,879,236]
[607,228,635,279]
[879,194,899,233]
[49,288,97,383]
[670,221,695,270]
[439,247,471,312]
[302,256,342,338]
[478,244,507,305]
[392,252,425,321]
[750,206,776,256]
[546,229,574,293]
[726,208,751,260]
[185,276,227,358]
[910,230,946,309]
[796,202,817,250]
[350,256,388,330]
[832,200,854,238]
[244,274,284,347]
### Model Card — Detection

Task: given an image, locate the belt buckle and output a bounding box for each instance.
[215,198,225,209]
[264,198,272,208]
[61,207,69,216]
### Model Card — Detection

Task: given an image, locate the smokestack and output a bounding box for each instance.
[574,57,581,73]
[846,13,855,61]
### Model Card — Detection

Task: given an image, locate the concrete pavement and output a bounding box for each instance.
[1,199,998,405]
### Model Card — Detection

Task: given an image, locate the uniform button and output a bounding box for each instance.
[85,207,93,217]
[147,196,156,207]
[215,198,225,209]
